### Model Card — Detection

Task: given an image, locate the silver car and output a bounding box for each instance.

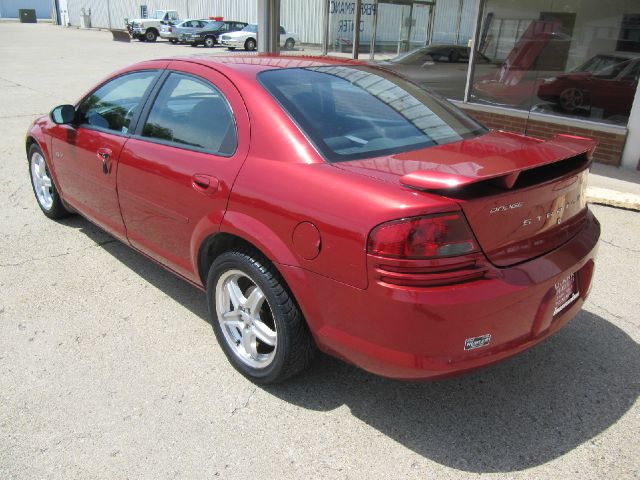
[160,19,212,44]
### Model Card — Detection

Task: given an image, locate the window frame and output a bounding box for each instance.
[132,70,239,157]
[75,69,162,138]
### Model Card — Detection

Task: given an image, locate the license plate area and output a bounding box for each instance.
[553,272,579,316]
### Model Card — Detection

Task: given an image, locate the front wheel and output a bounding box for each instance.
[28,144,71,219]
[207,250,315,384]
[244,38,256,51]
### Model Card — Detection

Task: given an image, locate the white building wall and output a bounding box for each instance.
[62,0,468,45]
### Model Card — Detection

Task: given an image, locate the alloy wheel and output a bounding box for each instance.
[30,152,53,210]
[215,269,277,369]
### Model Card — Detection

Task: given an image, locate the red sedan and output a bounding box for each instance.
[26,56,599,383]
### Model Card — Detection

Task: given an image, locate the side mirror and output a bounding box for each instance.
[51,104,76,124]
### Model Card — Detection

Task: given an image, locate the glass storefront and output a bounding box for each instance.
[314,0,640,126]
[470,0,640,126]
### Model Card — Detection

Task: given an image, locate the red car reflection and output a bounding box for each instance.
[537,53,640,121]
[26,56,599,383]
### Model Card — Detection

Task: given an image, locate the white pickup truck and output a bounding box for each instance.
[220,24,299,51]
[128,10,180,42]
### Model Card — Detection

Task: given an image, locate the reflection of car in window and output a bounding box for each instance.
[537,53,640,122]
[376,45,493,101]
[472,30,573,109]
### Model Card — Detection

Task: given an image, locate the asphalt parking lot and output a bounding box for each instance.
[1,23,639,479]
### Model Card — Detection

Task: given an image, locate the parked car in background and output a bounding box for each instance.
[174,19,215,44]
[537,52,640,121]
[128,10,180,42]
[160,19,211,44]
[377,45,494,100]
[27,56,599,384]
[186,20,248,48]
[220,24,298,51]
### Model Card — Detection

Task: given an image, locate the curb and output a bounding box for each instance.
[586,187,640,211]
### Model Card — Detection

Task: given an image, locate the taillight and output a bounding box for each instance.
[368,213,478,259]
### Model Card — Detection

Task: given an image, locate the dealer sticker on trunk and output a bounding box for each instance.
[464,334,492,351]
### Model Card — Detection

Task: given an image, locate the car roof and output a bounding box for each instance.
[155,55,367,78]
[595,51,640,59]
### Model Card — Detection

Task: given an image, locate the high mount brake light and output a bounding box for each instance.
[368,213,479,259]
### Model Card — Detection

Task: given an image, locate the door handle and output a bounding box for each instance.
[192,174,220,195]
[97,148,112,175]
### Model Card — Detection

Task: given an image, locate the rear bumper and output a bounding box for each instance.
[282,210,600,380]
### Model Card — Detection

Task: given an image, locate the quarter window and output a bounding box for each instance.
[141,73,237,155]
[77,71,157,134]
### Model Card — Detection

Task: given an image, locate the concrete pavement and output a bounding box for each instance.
[587,163,640,211]
[1,23,638,480]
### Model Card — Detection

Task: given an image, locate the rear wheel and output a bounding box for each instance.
[204,36,216,48]
[244,38,256,51]
[144,29,157,42]
[207,249,315,384]
[227,47,236,50]
[28,144,71,219]
[169,38,177,44]
[559,87,584,112]
[284,38,295,50]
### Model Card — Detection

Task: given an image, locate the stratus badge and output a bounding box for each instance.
[464,334,491,350]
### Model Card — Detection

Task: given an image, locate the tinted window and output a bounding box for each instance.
[259,66,486,162]
[78,71,157,134]
[141,73,237,155]
[279,26,286,35]
[181,21,192,27]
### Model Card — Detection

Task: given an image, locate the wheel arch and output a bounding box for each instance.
[196,220,300,289]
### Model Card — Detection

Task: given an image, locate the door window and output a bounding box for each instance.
[140,73,237,155]
[77,71,157,134]
[182,21,192,28]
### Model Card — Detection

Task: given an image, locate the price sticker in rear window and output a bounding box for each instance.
[554,273,579,315]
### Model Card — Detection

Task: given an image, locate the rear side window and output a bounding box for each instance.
[259,66,486,162]
[78,71,157,134]
[141,72,237,155]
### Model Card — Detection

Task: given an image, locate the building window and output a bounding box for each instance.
[469,0,640,126]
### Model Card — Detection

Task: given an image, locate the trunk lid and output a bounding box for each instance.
[336,130,596,267]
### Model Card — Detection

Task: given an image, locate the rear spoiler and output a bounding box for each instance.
[400,134,597,191]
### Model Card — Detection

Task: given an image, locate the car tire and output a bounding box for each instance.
[28,144,72,220]
[206,249,315,384]
[245,38,256,51]
[204,36,215,48]
[190,43,198,47]
[559,87,584,112]
[169,38,177,44]
[227,47,236,50]
[145,29,157,42]
[284,38,295,50]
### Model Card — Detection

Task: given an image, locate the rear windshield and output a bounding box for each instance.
[258,66,487,162]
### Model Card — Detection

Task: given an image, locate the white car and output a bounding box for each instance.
[220,24,298,51]
[160,19,212,44]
